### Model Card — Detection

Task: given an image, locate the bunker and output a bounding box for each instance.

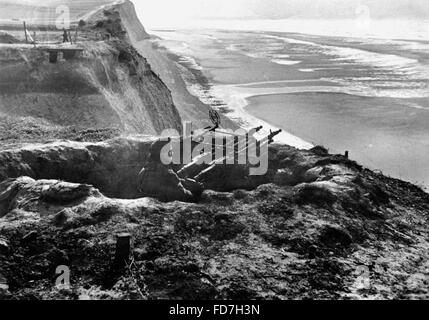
[46,48,84,63]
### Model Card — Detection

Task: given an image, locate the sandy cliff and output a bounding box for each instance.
[136,40,239,131]
[0,1,181,142]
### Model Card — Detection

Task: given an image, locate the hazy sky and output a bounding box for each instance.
[5,0,429,20]
[134,0,429,23]
[2,0,428,29]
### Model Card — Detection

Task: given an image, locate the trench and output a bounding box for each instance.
[0,137,325,203]
[0,137,154,200]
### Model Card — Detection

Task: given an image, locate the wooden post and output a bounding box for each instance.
[23,21,28,43]
[115,233,131,267]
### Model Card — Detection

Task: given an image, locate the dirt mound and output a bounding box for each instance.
[0,137,428,299]
[0,152,428,299]
[0,137,155,199]
[0,32,21,44]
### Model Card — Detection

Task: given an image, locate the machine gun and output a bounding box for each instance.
[268,129,282,144]
[175,109,282,180]
[192,127,282,181]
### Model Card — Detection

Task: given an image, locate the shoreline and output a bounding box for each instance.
[149,29,429,191]
[137,38,239,131]
[149,33,314,149]
[244,91,429,191]
[211,83,313,148]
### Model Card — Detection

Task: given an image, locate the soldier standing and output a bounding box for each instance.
[62,28,69,43]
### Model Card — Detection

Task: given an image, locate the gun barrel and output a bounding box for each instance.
[268,129,282,139]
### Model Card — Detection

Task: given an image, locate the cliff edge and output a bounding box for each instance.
[0,1,181,147]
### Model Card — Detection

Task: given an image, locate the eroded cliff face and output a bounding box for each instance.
[86,0,150,43]
[0,1,181,139]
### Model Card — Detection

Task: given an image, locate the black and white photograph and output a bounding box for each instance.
[0,0,428,305]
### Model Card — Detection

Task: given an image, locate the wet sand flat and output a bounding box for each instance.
[152,28,429,189]
[246,92,429,187]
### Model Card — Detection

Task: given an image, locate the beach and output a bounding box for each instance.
[149,23,429,189]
